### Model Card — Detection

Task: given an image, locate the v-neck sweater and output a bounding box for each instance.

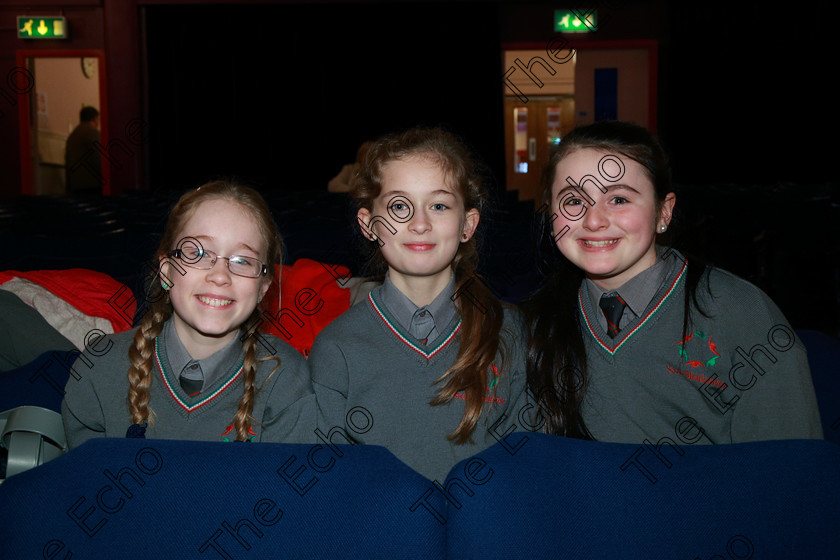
[62,321,317,447]
[577,250,823,444]
[309,286,529,482]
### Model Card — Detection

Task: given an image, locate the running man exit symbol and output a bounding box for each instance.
[554,10,597,33]
[17,16,67,39]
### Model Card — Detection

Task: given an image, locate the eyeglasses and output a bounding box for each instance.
[168,248,268,278]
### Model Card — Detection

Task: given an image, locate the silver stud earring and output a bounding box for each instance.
[659,225,667,233]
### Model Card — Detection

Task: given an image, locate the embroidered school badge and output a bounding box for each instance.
[454,364,505,404]
[219,424,257,442]
[675,331,721,370]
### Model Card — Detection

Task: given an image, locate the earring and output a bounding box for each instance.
[659,225,667,233]
[462,233,468,240]
[161,280,170,291]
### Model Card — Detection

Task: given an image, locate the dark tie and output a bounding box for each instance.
[599,294,627,338]
[179,366,203,397]
[411,309,435,346]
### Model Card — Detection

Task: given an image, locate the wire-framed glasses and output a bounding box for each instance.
[168,248,268,278]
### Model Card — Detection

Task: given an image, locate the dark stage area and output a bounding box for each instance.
[145,3,505,192]
[141,2,838,190]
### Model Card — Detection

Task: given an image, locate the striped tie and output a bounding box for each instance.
[599,294,626,338]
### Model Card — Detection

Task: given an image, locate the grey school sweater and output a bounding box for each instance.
[309,288,529,482]
[62,321,317,447]
[577,249,823,444]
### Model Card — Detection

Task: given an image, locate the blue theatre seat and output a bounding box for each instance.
[0,439,446,559]
[443,433,840,559]
[2,434,838,557]
[0,350,79,412]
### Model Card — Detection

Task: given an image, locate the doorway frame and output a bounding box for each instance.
[500,39,659,132]
[16,49,109,195]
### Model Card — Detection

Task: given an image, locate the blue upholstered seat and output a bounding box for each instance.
[0,350,79,412]
[444,433,840,558]
[2,414,837,557]
[0,438,446,558]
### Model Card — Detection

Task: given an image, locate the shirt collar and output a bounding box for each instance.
[162,318,243,390]
[379,271,457,336]
[585,246,671,318]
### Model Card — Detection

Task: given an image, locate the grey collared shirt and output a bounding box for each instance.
[585,247,670,333]
[162,319,242,394]
[378,272,457,345]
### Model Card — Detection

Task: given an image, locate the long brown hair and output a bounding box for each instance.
[352,127,506,444]
[527,120,710,437]
[128,180,282,441]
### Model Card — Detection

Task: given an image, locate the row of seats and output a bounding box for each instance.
[1,183,837,323]
[1,434,838,557]
[1,341,839,556]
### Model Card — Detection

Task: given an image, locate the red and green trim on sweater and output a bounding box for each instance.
[368,291,461,360]
[579,259,688,356]
[154,337,245,413]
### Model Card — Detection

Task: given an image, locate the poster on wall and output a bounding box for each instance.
[36,90,48,123]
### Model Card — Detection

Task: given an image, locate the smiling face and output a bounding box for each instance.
[358,153,479,302]
[161,198,270,358]
[550,148,675,291]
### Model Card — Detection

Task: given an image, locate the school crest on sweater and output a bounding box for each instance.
[219,424,257,442]
[675,330,721,370]
[454,364,505,404]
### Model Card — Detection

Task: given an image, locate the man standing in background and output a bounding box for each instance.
[64,106,100,195]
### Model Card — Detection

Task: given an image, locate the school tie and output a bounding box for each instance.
[411,308,436,345]
[179,363,203,397]
[599,294,627,338]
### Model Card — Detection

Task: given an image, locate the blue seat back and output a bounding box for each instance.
[444,433,840,558]
[0,350,79,413]
[0,439,446,558]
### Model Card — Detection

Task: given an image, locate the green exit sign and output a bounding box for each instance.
[554,10,597,33]
[17,16,68,39]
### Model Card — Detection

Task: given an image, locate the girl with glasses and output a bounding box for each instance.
[62,181,316,446]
